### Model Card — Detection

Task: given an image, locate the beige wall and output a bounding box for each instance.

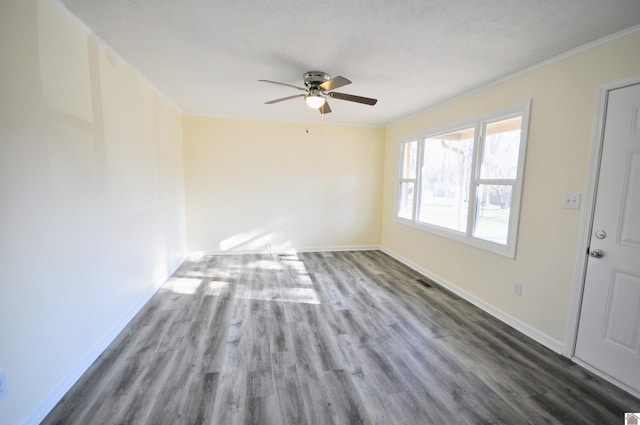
[0,1,186,424]
[184,117,385,253]
[381,32,640,349]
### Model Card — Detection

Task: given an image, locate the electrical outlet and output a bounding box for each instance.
[513,282,523,296]
[0,372,7,400]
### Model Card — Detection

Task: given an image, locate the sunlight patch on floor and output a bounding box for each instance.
[203,280,231,296]
[248,260,284,271]
[162,277,202,295]
[235,286,320,305]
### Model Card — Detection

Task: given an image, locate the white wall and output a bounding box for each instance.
[381,31,640,350]
[184,116,385,253]
[0,1,186,424]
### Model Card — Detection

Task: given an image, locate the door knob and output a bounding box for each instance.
[589,249,604,258]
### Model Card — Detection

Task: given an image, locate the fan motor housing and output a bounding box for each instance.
[303,71,330,89]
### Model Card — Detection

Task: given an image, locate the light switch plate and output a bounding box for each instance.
[562,193,581,209]
[513,282,523,296]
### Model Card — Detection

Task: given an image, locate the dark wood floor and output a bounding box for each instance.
[43,250,640,424]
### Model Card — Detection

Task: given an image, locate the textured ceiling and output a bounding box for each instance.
[57,0,640,126]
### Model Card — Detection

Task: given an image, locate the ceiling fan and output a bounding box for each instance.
[259,71,377,114]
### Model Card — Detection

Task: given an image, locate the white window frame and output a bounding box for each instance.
[396,139,420,220]
[395,101,531,258]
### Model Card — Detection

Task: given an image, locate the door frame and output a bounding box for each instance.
[565,73,640,389]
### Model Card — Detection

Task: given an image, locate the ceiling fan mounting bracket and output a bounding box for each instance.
[303,71,331,89]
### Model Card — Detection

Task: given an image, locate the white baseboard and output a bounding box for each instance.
[380,247,565,355]
[190,244,380,257]
[21,254,186,425]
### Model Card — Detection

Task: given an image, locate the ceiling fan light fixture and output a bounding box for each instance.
[305,92,326,109]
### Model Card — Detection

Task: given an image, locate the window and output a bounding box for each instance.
[396,102,530,258]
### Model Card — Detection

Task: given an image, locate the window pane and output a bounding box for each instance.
[418,128,474,232]
[401,140,418,179]
[481,117,522,179]
[474,184,512,245]
[398,182,415,219]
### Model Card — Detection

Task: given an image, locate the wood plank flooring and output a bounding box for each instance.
[43,250,640,424]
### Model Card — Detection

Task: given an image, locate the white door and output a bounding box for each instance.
[575,82,640,393]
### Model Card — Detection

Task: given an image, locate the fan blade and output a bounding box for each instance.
[319,101,332,114]
[319,76,351,91]
[265,94,305,104]
[330,92,377,106]
[259,79,307,91]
